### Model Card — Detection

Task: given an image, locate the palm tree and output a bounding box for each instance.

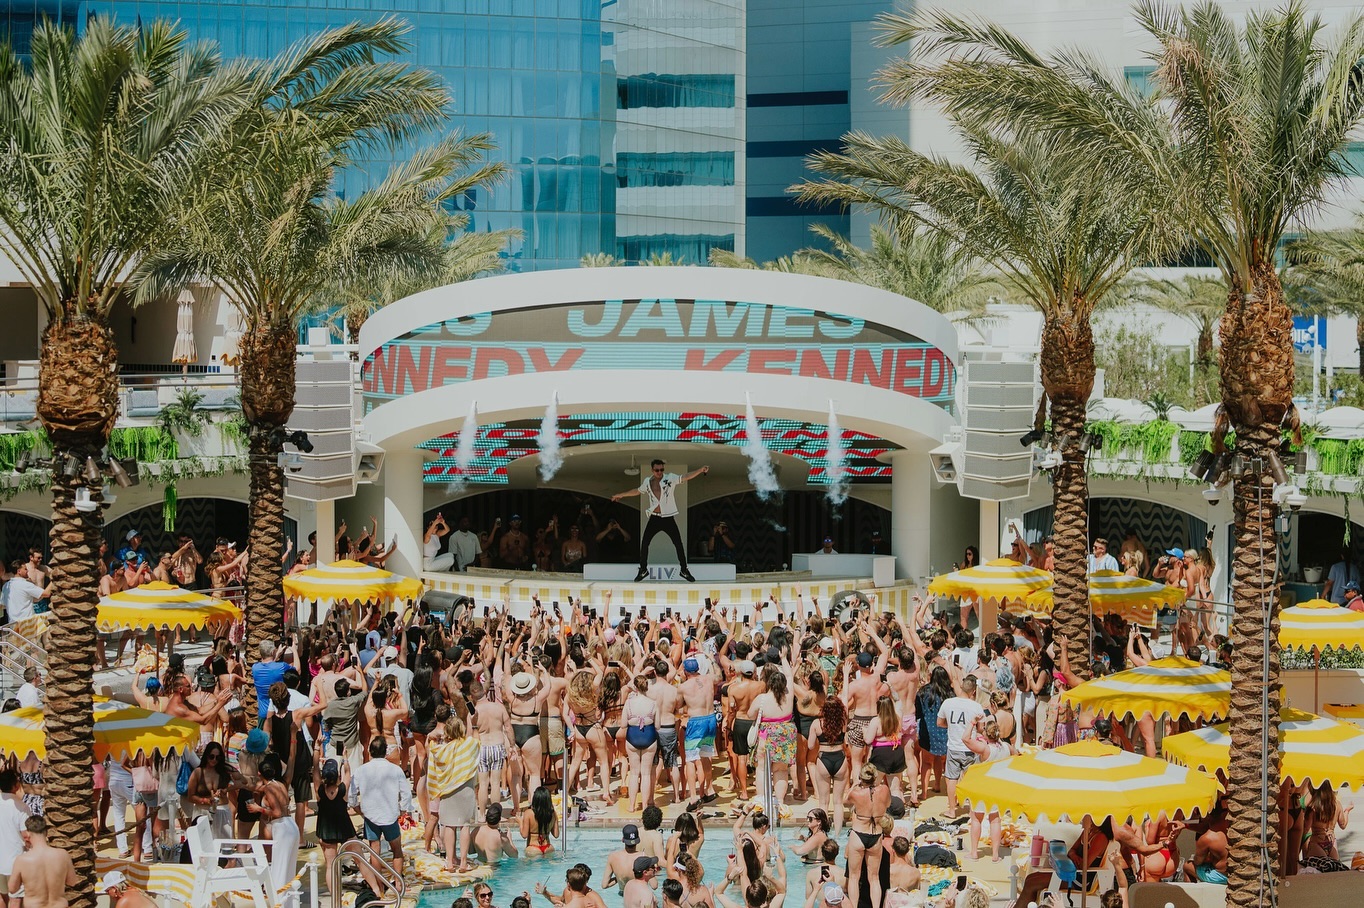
[706,248,819,273]
[883,2,1364,898]
[137,19,507,696]
[1288,219,1364,376]
[0,19,246,898]
[799,223,998,318]
[793,124,1177,675]
[1124,274,1225,402]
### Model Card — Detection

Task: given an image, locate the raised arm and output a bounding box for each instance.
[678,466,710,482]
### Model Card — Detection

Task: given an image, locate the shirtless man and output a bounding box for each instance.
[540,654,570,794]
[536,864,597,908]
[166,672,233,725]
[677,658,720,807]
[603,825,645,894]
[804,840,847,899]
[471,804,518,865]
[725,661,765,800]
[1183,807,1230,884]
[8,817,76,908]
[624,857,661,908]
[840,621,891,778]
[884,640,922,802]
[499,515,531,570]
[310,653,360,711]
[473,680,515,811]
[101,870,159,908]
[646,661,683,804]
[639,806,666,860]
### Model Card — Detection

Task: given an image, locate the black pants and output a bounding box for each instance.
[639,514,688,570]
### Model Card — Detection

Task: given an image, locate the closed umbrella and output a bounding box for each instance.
[221,306,243,366]
[1061,656,1230,722]
[928,558,1052,613]
[1025,570,1186,627]
[171,289,196,367]
[1163,707,1364,789]
[0,697,199,761]
[1278,599,1364,709]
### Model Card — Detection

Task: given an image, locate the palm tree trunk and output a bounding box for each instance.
[1040,314,1094,676]
[239,318,297,711]
[1355,317,1364,378]
[1219,263,1292,905]
[36,316,119,908]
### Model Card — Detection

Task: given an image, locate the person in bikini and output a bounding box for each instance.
[505,667,550,807]
[724,660,764,801]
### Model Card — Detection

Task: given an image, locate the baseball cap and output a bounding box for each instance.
[511,514,522,521]
[622,824,640,845]
[125,529,142,542]
[382,645,399,662]
[1165,548,1184,560]
[819,636,835,652]
[100,871,127,891]
[245,728,270,754]
[822,884,846,905]
[1346,580,1361,593]
[633,856,659,875]
[735,659,756,676]
[683,658,699,673]
[144,677,161,691]
[604,629,617,644]
[321,759,340,781]
[857,651,874,668]
[823,536,833,544]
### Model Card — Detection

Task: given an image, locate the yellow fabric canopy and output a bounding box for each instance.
[97,581,241,633]
[1061,656,1230,722]
[1279,599,1364,653]
[1163,707,1364,789]
[957,739,1220,825]
[927,558,1051,608]
[282,559,423,608]
[1025,570,1185,626]
[0,697,199,761]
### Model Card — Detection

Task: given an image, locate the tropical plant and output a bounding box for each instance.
[136,18,505,704]
[1288,217,1364,375]
[706,248,820,273]
[0,19,246,897]
[1124,274,1226,390]
[799,223,999,318]
[157,387,208,438]
[883,1,1364,898]
[579,252,620,267]
[792,125,1177,680]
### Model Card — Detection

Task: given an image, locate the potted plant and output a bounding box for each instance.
[157,387,212,457]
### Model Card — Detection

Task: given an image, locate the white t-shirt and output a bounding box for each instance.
[941,696,985,755]
[1087,553,1120,573]
[378,664,414,708]
[16,683,40,709]
[2,577,43,622]
[950,647,978,674]
[450,530,482,570]
[0,795,25,874]
[638,472,683,518]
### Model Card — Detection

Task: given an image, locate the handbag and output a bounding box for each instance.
[132,765,157,794]
[747,710,762,750]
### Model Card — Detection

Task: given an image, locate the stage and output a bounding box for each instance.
[419,566,920,620]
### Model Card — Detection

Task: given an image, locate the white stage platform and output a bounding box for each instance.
[581,562,737,582]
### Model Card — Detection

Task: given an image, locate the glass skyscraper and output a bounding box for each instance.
[0,0,744,269]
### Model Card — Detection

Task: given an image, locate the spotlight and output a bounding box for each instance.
[83,456,102,484]
[1294,450,1308,474]
[14,451,31,473]
[1019,429,1045,448]
[1266,450,1290,486]
[1227,454,1246,478]
[63,454,80,478]
[107,458,132,488]
[1210,452,1232,483]
[288,430,313,454]
[1078,432,1102,454]
[1188,450,1216,481]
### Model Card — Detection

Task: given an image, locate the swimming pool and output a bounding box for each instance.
[413,825,815,908]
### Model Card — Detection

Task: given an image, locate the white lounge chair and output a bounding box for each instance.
[185,816,274,908]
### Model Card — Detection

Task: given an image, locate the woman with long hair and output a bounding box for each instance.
[675,851,715,908]
[408,664,443,830]
[806,696,849,835]
[599,669,626,800]
[519,785,557,856]
[184,741,231,836]
[793,667,826,803]
[915,666,952,797]
[621,674,659,812]
[749,663,797,805]
[792,807,830,864]
[566,661,613,805]
[427,715,479,872]
[864,695,906,798]
[666,811,704,869]
[963,718,1015,861]
[960,545,981,630]
[846,766,890,908]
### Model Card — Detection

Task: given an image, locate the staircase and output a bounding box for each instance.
[0,623,46,701]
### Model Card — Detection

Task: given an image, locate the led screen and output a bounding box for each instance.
[420,412,897,485]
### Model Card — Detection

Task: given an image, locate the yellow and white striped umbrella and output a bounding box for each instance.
[1279,599,1364,653]
[282,559,423,608]
[928,558,1052,609]
[1163,707,1364,789]
[1061,656,1230,722]
[1025,570,1185,626]
[98,581,241,633]
[0,697,199,761]
[958,739,1220,825]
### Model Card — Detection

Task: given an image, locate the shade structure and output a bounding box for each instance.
[1025,570,1186,626]
[957,739,1220,825]
[1279,599,1364,653]
[927,558,1052,609]
[282,559,423,609]
[171,289,196,364]
[1061,656,1230,722]
[98,581,241,633]
[1163,707,1364,790]
[0,697,199,761]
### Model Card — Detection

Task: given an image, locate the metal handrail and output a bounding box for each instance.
[327,839,405,908]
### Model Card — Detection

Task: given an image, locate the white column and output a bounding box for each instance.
[314,499,336,563]
[890,447,932,582]
[979,500,1002,560]
[382,448,425,579]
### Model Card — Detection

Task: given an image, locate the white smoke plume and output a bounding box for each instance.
[538,392,564,482]
[826,400,849,506]
[445,400,479,494]
[743,393,781,500]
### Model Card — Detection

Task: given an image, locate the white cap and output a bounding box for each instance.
[100,870,127,891]
[819,636,835,651]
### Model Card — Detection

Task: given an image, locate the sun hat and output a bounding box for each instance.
[511,672,536,696]
[622,824,640,845]
[245,728,270,755]
[822,884,845,905]
[100,871,127,891]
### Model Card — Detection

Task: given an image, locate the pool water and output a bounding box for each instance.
[414,826,816,908]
